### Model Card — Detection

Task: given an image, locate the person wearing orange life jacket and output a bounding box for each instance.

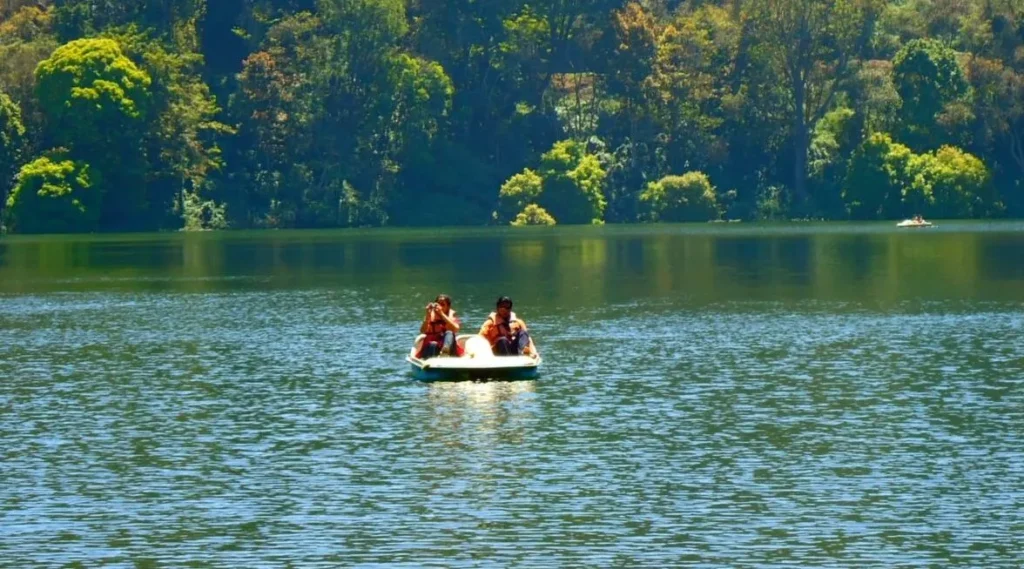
[417,294,462,358]
[478,296,535,356]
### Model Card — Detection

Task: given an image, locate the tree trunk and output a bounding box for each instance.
[792,74,809,209]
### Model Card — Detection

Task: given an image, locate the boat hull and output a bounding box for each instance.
[407,333,541,382]
[406,355,541,382]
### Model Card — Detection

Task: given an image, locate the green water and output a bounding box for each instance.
[1,223,1022,567]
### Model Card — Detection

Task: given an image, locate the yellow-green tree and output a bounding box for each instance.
[512,204,556,226]
[640,172,721,222]
[0,92,26,214]
[496,168,544,224]
[537,140,606,224]
[6,152,101,234]
[36,38,151,147]
[35,38,152,229]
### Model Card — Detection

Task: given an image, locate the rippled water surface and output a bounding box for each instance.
[1,224,1022,567]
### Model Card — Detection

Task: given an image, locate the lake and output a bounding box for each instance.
[1,222,1022,567]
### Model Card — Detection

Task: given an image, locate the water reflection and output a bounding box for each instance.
[2,223,1024,305]
[421,380,538,444]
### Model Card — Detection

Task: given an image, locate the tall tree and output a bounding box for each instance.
[0,91,26,217]
[35,37,152,229]
[892,38,972,150]
[748,0,880,211]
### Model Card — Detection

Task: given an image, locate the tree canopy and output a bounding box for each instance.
[1,0,1022,233]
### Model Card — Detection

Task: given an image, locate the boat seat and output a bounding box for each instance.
[412,334,479,355]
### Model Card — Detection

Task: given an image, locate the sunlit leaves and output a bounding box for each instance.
[35,38,151,146]
[639,171,720,222]
[6,152,101,233]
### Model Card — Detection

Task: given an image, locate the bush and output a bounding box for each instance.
[496,168,543,223]
[6,152,102,233]
[843,132,913,219]
[923,146,1000,218]
[511,204,556,226]
[639,172,720,222]
[537,140,607,224]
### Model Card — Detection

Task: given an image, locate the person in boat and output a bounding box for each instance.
[418,294,462,358]
[478,296,536,356]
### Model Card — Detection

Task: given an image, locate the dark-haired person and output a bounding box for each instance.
[478,296,536,356]
[417,294,462,358]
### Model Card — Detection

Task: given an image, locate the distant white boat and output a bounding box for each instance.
[897,218,934,228]
[406,334,541,382]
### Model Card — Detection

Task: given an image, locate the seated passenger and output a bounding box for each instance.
[478,296,536,356]
[417,294,462,358]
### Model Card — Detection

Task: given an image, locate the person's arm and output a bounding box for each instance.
[439,309,461,333]
[419,304,433,333]
[479,317,493,339]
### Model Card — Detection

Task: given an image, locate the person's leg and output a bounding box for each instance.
[421,341,441,358]
[515,331,531,355]
[493,337,513,355]
[440,331,456,355]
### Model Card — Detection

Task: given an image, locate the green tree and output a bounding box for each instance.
[808,106,859,216]
[537,139,607,224]
[6,152,102,233]
[921,145,1000,218]
[850,60,902,135]
[604,2,658,145]
[35,37,152,229]
[648,5,737,175]
[109,28,232,229]
[496,168,544,223]
[511,203,556,226]
[748,0,881,210]
[0,4,59,145]
[639,171,721,222]
[0,92,26,215]
[36,38,151,145]
[892,38,971,149]
[843,132,913,219]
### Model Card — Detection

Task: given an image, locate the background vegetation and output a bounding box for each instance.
[1,0,1022,232]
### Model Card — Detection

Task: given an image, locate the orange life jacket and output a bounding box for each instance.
[485,311,518,343]
[425,310,455,338]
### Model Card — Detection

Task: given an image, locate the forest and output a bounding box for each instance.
[0,0,1022,232]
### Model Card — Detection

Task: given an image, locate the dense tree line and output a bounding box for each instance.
[0,0,1022,232]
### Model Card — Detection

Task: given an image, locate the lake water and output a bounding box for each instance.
[1,223,1022,567]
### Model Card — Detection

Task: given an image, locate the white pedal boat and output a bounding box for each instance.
[406,334,541,382]
[897,219,933,228]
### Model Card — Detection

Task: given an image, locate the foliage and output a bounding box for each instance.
[537,140,607,225]
[920,145,1000,218]
[843,132,914,219]
[892,38,972,149]
[0,92,26,202]
[0,5,59,133]
[180,189,228,231]
[756,184,790,221]
[844,132,998,218]
[5,152,101,233]
[808,107,860,217]
[747,0,882,209]
[496,168,544,223]
[109,27,232,229]
[511,204,557,226]
[35,38,152,147]
[639,172,720,222]
[1,0,1023,232]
